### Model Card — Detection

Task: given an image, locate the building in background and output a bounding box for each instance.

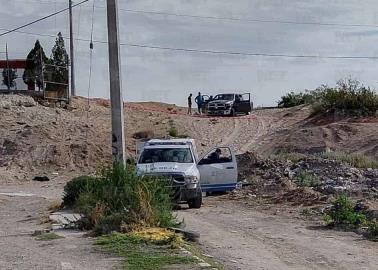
[0,59,31,90]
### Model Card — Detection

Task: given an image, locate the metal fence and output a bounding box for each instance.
[0,47,69,102]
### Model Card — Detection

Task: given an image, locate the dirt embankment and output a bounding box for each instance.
[0,95,377,182]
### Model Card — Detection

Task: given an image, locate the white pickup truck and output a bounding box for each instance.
[136,139,238,208]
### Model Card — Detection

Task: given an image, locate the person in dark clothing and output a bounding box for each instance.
[208,148,222,163]
[195,92,204,114]
[187,93,193,115]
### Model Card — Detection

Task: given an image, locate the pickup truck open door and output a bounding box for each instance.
[234,93,252,114]
[197,147,238,192]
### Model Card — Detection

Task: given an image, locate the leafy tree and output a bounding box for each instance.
[23,40,48,90]
[49,32,69,85]
[2,68,18,89]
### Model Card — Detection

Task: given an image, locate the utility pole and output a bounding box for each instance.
[106,0,126,164]
[5,43,10,91]
[69,0,75,97]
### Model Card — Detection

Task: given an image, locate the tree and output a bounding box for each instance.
[2,68,18,89]
[51,32,69,83]
[46,32,69,94]
[23,40,48,90]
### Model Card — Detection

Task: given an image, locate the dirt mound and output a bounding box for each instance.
[259,106,378,160]
[1,95,377,184]
[273,188,328,206]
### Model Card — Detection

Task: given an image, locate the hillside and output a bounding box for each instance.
[0,94,377,182]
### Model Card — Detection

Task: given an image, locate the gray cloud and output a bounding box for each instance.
[1,0,378,107]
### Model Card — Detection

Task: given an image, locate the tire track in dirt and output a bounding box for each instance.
[221,119,240,148]
[237,116,267,154]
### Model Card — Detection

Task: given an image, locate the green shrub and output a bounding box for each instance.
[94,213,127,235]
[168,126,178,137]
[74,192,98,214]
[277,91,315,108]
[367,222,378,241]
[294,171,320,187]
[278,79,378,116]
[314,79,378,116]
[324,195,366,228]
[63,176,100,207]
[63,164,176,234]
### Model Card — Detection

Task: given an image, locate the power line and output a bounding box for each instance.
[120,43,378,60]
[8,0,378,29]
[112,8,378,29]
[2,23,378,60]
[0,0,89,37]
[2,26,378,60]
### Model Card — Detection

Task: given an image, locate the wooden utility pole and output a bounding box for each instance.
[69,0,75,97]
[106,0,126,164]
[5,43,10,90]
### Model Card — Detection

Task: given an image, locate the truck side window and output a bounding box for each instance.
[199,147,232,164]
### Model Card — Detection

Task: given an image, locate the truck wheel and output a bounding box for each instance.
[230,109,236,116]
[188,193,202,209]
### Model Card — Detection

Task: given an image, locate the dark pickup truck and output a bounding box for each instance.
[206,93,253,116]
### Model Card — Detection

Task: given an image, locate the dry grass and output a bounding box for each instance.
[47,200,62,212]
[321,151,378,169]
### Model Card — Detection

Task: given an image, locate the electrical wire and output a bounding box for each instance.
[7,0,378,29]
[1,11,378,60]
[85,0,96,163]
[94,7,378,29]
[2,25,378,60]
[119,43,378,60]
[0,0,89,37]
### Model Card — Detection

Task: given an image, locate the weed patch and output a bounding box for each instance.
[321,151,378,169]
[271,152,307,163]
[278,78,378,117]
[367,222,378,241]
[168,126,178,137]
[47,200,62,212]
[167,119,188,138]
[96,232,195,270]
[294,171,320,187]
[35,232,64,241]
[324,196,366,229]
[63,164,177,235]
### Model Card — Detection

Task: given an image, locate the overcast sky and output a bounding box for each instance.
[1,0,378,106]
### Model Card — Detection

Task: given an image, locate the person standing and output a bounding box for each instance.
[195,92,204,114]
[187,93,193,115]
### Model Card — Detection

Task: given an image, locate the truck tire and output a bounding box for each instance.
[230,108,236,117]
[188,193,202,209]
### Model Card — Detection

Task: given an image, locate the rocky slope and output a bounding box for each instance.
[0,94,377,183]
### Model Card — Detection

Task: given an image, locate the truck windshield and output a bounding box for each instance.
[214,94,234,101]
[139,148,194,164]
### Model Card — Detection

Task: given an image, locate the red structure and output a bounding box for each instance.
[0,59,35,90]
[0,59,26,69]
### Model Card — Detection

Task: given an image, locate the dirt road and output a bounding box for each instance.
[0,183,118,270]
[178,197,378,270]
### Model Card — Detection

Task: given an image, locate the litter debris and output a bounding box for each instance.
[33,176,50,182]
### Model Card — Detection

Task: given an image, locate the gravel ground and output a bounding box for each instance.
[178,197,378,270]
[0,193,119,270]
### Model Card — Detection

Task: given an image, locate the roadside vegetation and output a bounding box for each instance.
[62,164,206,269]
[321,151,378,169]
[63,164,176,235]
[278,78,378,117]
[294,170,320,187]
[324,196,378,241]
[168,119,188,138]
[35,232,64,241]
[271,150,378,169]
[96,230,196,270]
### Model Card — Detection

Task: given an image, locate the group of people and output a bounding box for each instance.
[187,92,205,115]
